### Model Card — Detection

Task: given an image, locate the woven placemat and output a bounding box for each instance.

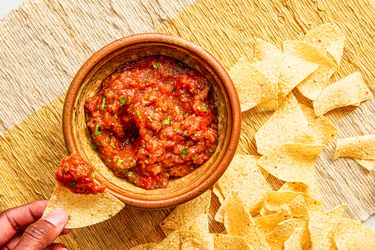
[0,0,374,248]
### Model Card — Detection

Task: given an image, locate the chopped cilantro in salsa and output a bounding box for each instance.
[120,96,126,106]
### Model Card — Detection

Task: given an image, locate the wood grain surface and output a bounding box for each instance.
[0,0,374,249]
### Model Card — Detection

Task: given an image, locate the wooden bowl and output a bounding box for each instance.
[63,33,241,208]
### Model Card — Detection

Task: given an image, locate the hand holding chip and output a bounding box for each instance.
[0,200,70,250]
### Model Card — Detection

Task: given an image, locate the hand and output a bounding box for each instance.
[0,200,69,250]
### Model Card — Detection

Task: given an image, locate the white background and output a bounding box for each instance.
[1,0,374,230]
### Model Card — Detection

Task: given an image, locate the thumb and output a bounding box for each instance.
[14,210,68,250]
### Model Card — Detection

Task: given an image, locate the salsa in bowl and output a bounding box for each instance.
[63,33,240,208]
[84,55,218,190]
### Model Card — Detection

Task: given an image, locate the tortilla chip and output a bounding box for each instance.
[254,38,284,61]
[152,230,214,250]
[179,214,209,235]
[255,93,312,155]
[283,40,336,67]
[300,104,338,145]
[214,154,271,222]
[313,71,374,116]
[263,191,301,212]
[130,243,157,250]
[308,204,347,250]
[152,230,180,250]
[284,225,311,250]
[251,59,281,110]
[334,134,375,160]
[278,54,319,102]
[257,143,325,186]
[304,23,345,65]
[288,194,309,218]
[297,65,336,100]
[43,185,124,229]
[253,47,281,112]
[180,230,214,250]
[266,219,307,250]
[223,193,270,249]
[255,210,291,234]
[279,55,319,102]
[334,218,375,250]
[251,60,280,88]
[213,234,252,250]
[254,38,320,102]
[160,190,211,235]
[259,207,275,217]
[279,182,322,205]
[355,159,375,171]
[229,58,276,112]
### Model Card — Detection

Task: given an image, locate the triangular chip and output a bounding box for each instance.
[251,60,280,88]
[334,218,375,250]
[259,207,275,217]
[130,243,157,250]
[334,134,375,160]
[283,40,336,67]
[152,230,214,250]
[308,204,347,250]
[251,59,281,110]
[254,210,291,234]
[257,143,325,185]
[229,58,277,112]
[214,155,271,222]
[278,54,319,102]
[179,214,209,235]
[284,225,311,250]
[313,71,373,116]
[304,23,345,65]
[43,185,125,229]
[300,104,338,145]
[223,193,270,249]
[255,93,313,155]
[279,182,322,209]
[297,65,336,100]
[283,39,337,100]
[254,38,284,61]
[160,190,211,235]
[213,234,251,250]
[355,159,375,171]
[180,230,214,250]
[288,194,309,219]
[254,38,319,102]
[266,219,307,250]
[263,191,301,212]
[152,230,180,250]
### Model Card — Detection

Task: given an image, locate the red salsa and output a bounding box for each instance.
[55,153,106,194]
[84,55,218,190]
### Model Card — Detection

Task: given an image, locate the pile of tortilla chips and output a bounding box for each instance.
[131,23,374,249]
[232,23,373,115]
[132,156,374,249]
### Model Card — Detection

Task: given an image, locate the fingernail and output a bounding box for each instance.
[44,209,68,226]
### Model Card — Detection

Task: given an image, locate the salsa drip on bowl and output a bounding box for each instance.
[84,55,218,190]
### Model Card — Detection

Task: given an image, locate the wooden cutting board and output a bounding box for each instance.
[0,0,374,248]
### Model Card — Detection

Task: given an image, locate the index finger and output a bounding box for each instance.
[0,200,47,246]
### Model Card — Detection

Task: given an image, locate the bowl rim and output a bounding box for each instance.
[63,33,241,208]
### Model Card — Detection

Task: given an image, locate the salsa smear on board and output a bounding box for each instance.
[84,55,218,190]
[55,153,106,194]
